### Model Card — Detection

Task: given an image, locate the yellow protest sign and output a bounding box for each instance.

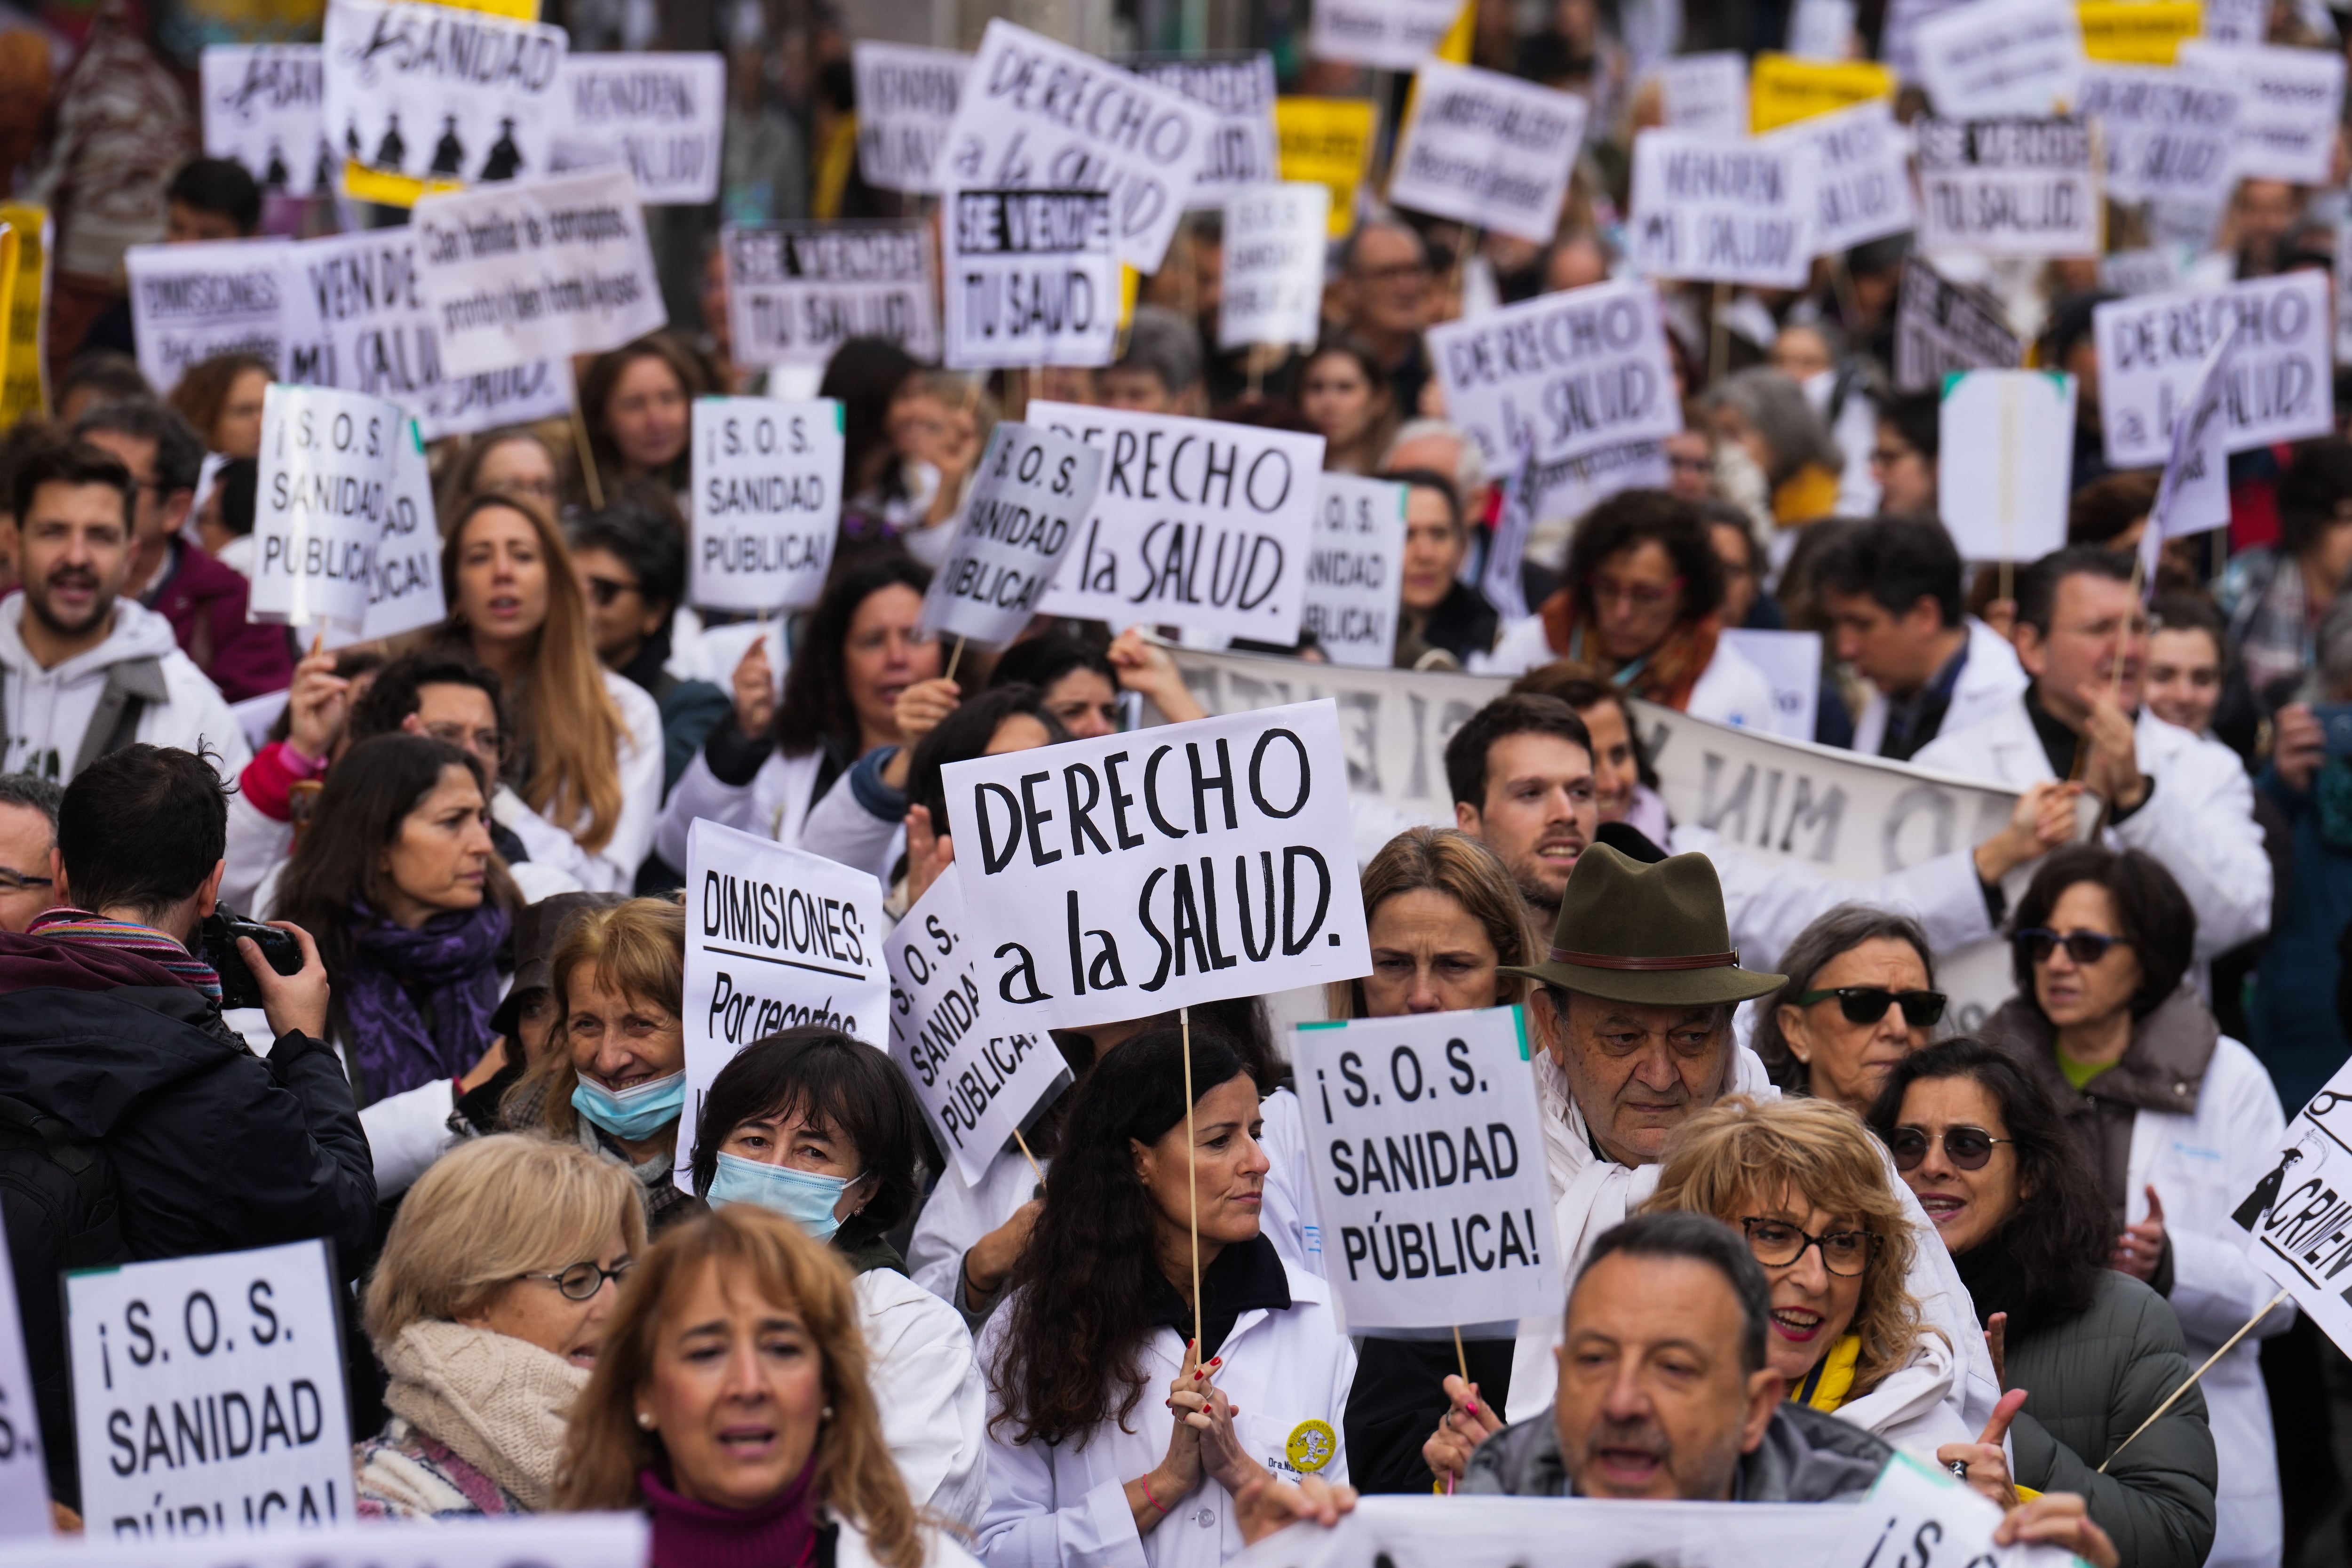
[0,205,43,427]
[2078,0,2202,63]
[426,0,539,16]
[0,227,18,417]
[1437,0,1476,63]
[1749,54,1896,132]
[1276,97,1379,239]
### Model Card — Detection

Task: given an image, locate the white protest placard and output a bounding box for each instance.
[681,818,890,1186]
[884,865,1071,1185]
[690,397,845,614]
[126,239,294,395]
[1310,0,1463,70]
[1220,183,1329,351]
[1526,438,1675,526]
[1289,1007,1562,1333]
[1233,1495,1927,1568]
[723,223,938,369]
[1427,278,1684,478]
[2202,0,2267,41]
[1130,53,1280,198]
[1837,1451,2075,1568]
[2142,323,2241,583]
[941,20,1214,273]
[287,227,573,441]
[549,53,723,205]
[1719,627,1823,741]
[23,1518,652,1567]
[0,1208,46,1536]
[353,419,446,644]
[1767,97,1917,255]
[1661,52,1750,137]
[920,421,1105,649]
[1789,0,1860,59]
[1915,115,2101,256]
[251,383,402,631]
[321,0,568,196]
[68,1240,351,1536]
[854,42,969,196]
[943,700,1370,1030]
[2339,218,2352,364]
[1387,63,1590,247]
[412,167,667,379]
[1303,473,1409,670]
[1937,370,2077,563]
[1028,399,1324,644]
[2101,247,2182,297]
[1483,448,1536,625]
[1915,0,2084,118]
[1629,128,1818,288]
[2080,64,2242,209]
[2095,270,2333,466]
[942,190,1119,372]
[2235,1057,2352,1361]
[2179,40,2346,184]
[1895,257,2023,390]
[201,45,330,198]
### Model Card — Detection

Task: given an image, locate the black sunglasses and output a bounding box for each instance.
[1793,985,1947,1027]
[2015,927,2131,965]
[1883,1126,2014,1172]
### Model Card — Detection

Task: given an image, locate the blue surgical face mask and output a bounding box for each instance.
[708,1151,861,1242]
[571,1070,686,1142]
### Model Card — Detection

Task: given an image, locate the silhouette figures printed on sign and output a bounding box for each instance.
[262,142,289,191]
[346,121,361,159]
[481,117,524,181]
[373,112,406,172]
[430,116,465,177]
[315,138,336,192]
[2235,1146,2307,1231]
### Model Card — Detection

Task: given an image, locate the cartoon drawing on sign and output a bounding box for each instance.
[373,114,404,171]
[2235,1143,2310,1231]
[264,143,289,190]
[484,119,524,181]
[429,116,463,176]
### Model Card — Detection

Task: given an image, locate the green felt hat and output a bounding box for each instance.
[1499,842,1786,1007]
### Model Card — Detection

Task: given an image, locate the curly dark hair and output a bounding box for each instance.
[1564,490,1725,627]
[1868,1038,2108,1329]
[988,1026,1252,1449]
[774,555,933,760]
[2008,844,2194,1021]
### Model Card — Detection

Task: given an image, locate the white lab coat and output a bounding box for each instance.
[1850,619,2027,760]
[1480,621,1781,733]
[1912,699,2271,962]
[2125,1035,2290,1568]
[580,669,663,892]
[855,1266,992,1527]
[1668,823,1997,976]
[836,1512,983,1568]
[975,1257,1355,1568]
[656,742,832,869]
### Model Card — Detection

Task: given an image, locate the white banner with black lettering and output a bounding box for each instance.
[126,239,295,395]
[1937,369,2077,563]
[2178,40,2345,185]
[1303,473,1409,670]
[287,227,572,441]
[549,52,723,204]
[1768,98,1916,255]
[940,20,1213,273]
[202,45,330,199]
[1220,183,1330,351]
[920,421,1106,649]
[359,420,445,642]
[1310,0,1462,71]
[1030,399,1323,644]
[1894,257,2022,391]
[2094,270,2333,467]
[1660,52,1749,137]
[321,0,568,189]
[2142,323,2239,580]
[853,42,969,195]
[1291,1006,1562,1334]
[413,168,666,379]
[681,819,890,1187]
[723,223,938,369]
[885,865,1071,1185]
[0,1208,44,1536]
[2080,64,2242,210]
[69,1240,350,1536]
[22,1518,651,1568]
[2239,1056,2352,1361]
[1426,278,1684,477]
[942,190,1118,371]
[251,383,402,631]
[942,700,1371,1030]
[1130,53,1280,198]
[1629,128,1817,288]
[1915,115,2100,256]
[1388,63,1589,246]
[690,397,845,614]
[2339,217,2352,364]
[1913,0,2083,118]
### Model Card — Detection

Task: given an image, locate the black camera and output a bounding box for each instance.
[199,909,304,1012]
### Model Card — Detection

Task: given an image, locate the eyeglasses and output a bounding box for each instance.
[1883,1126,2014,1172]
[523,1258,633,1301]
[2015,927,2131,966]
[1589,573,1685,610]
[1739,1217,1873,1277]
[584,574,639,608]
[0,868,52,894]
[1793,986,1947,1027]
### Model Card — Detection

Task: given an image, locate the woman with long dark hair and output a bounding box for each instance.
[977,1029,1353,1568]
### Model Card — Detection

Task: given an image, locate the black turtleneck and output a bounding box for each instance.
[1142,1233,1292,1360]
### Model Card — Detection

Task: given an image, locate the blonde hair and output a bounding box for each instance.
[442,493,628,852]
[1644,1095,1926,1399]
[364,1133,648,1345]
[509,896,687,1141]
[1331,827,1536,1019]
[556,1205,922,1568]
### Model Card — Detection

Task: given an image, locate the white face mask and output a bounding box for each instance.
[707,1151,862,1242]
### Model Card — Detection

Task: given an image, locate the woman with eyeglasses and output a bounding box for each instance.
[1870,1039,2218,1568]
[1984,844,2286,1568]
[357,1133,645,1517]
[1751,907,1945,1114]
[442,427,571,523]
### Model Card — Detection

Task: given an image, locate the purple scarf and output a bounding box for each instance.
[342,899,509,1102]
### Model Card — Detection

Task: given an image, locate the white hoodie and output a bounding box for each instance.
[0,594,252,782]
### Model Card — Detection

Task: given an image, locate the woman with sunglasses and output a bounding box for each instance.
[1871,1040,2218,1568]
[357,1134,646,1517]
[1752,907,1945,1114]
[1985,845,2286,1568]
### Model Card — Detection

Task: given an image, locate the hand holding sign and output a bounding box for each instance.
[1423,1372,1504,1488]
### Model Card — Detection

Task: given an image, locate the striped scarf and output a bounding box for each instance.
[29,907,223,1003]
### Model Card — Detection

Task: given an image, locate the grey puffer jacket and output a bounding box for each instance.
[1461,1401,1892,1501]
[2004,1270,2217,1568]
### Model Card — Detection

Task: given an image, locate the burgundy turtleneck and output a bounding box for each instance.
[640,1457,822,1568]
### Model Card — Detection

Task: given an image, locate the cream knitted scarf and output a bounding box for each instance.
[383,1319,589,1510]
